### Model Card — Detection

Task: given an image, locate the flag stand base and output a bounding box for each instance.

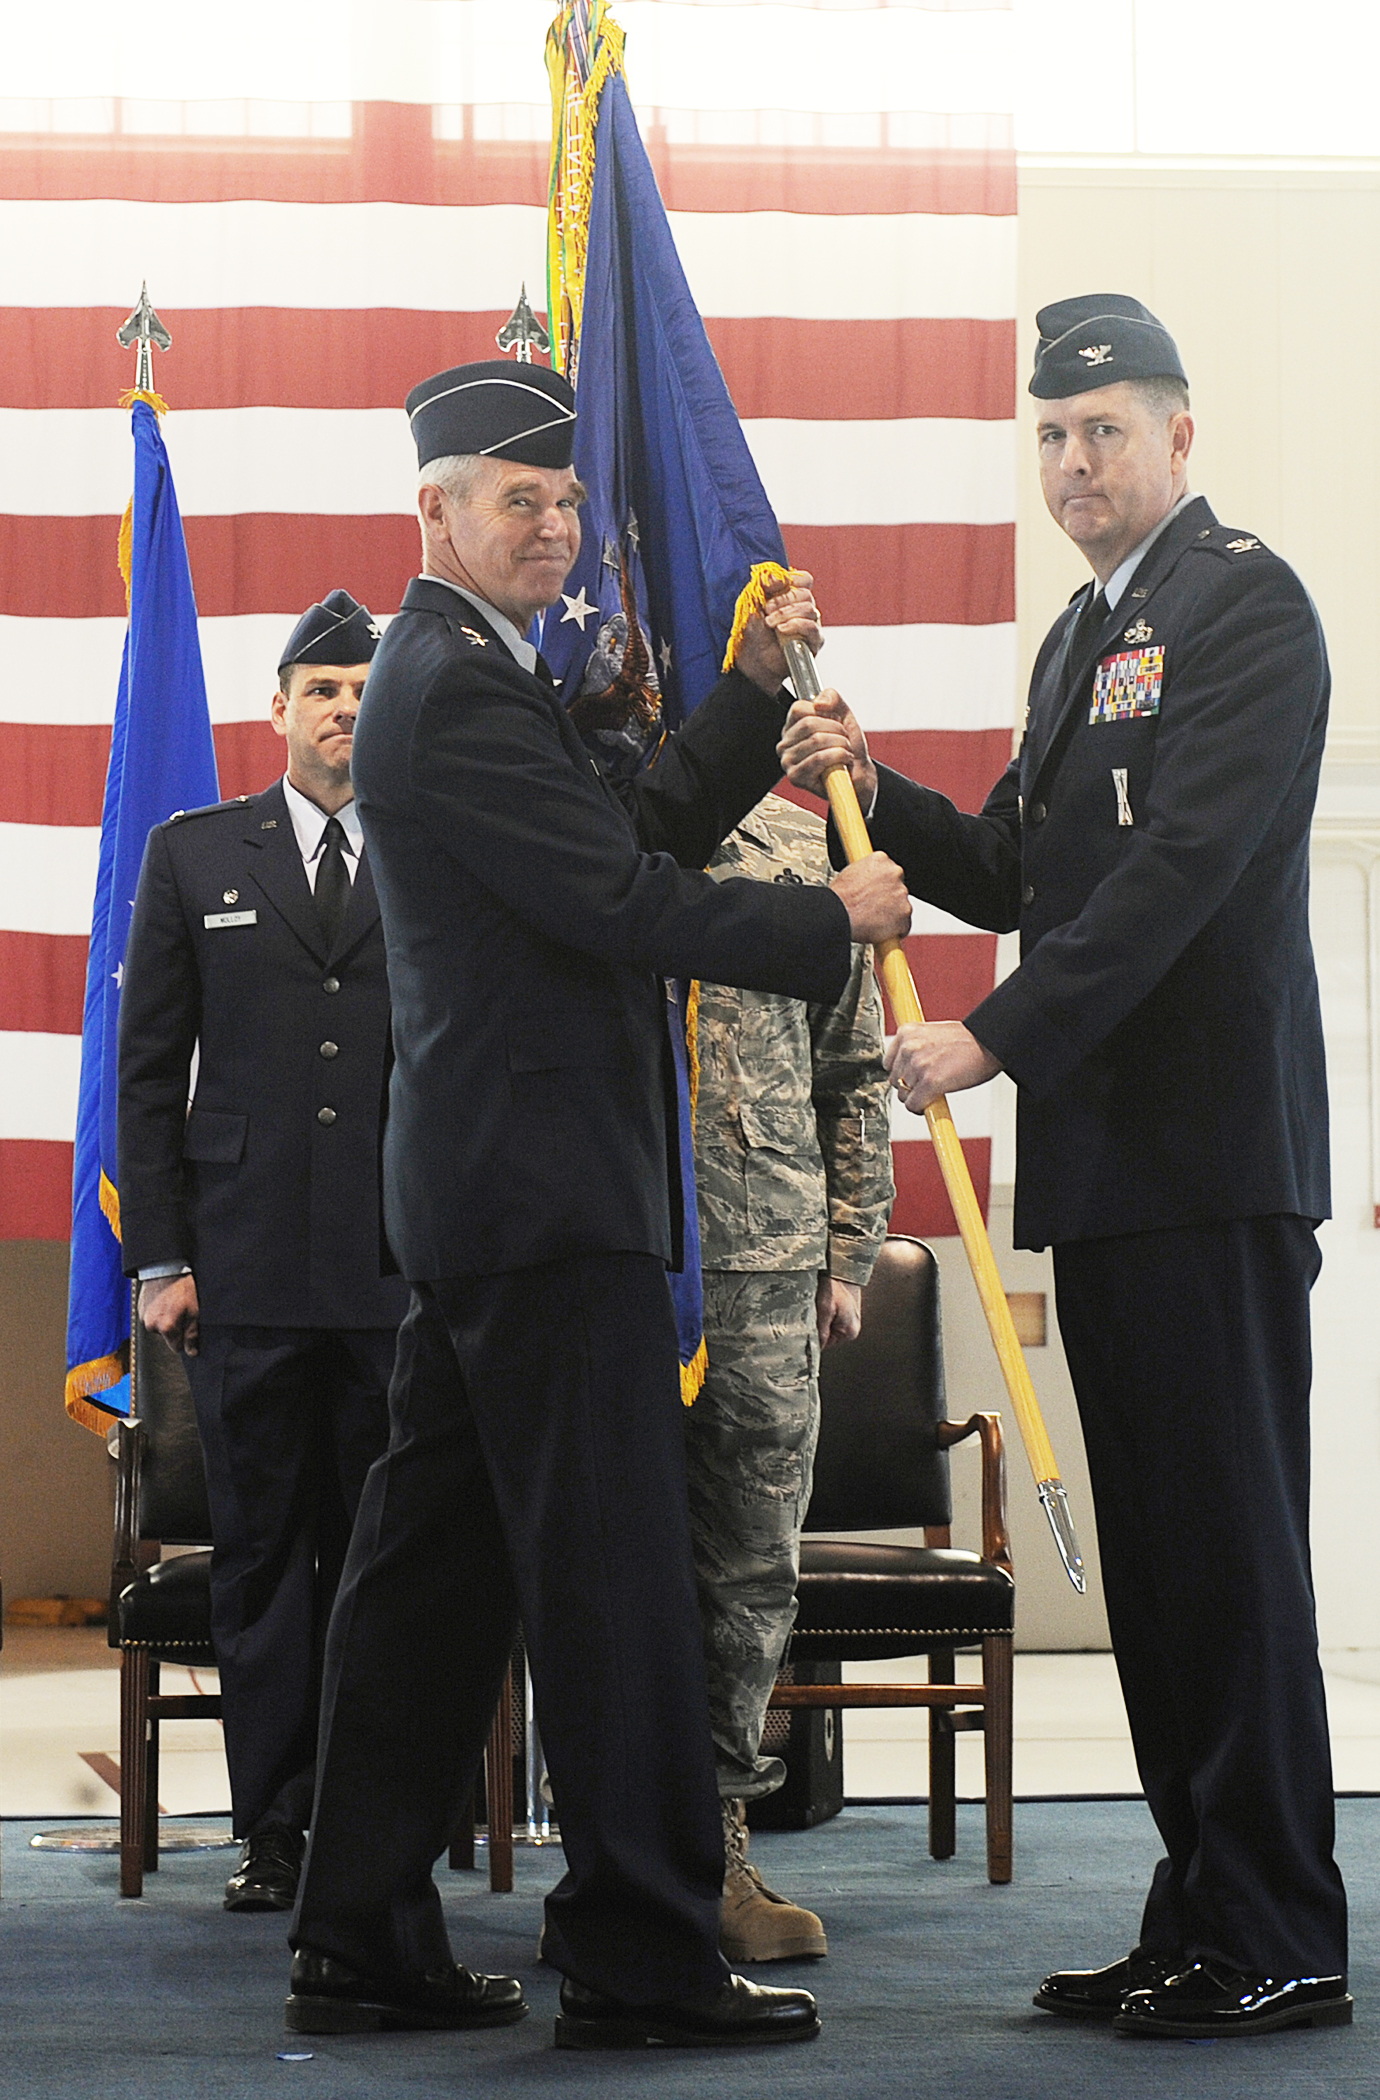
[29,1823,236,1854]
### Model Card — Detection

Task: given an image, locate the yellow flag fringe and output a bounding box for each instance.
[65,1352,127,1432]
[680,977,705,1404]
[680,1335,708,1407]
[721,560,795,674]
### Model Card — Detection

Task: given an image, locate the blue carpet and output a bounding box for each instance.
[1,1802,1376,2098]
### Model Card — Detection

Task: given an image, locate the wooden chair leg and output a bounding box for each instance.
[143,1659,161,1872]
[448,1789,477,1872]
[485,1667,515,1894]
[982,1635,1013,1885]
[928,1646,956,1860]
[119,1647,148,1898]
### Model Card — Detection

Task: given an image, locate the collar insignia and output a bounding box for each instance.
[1078,344,1114,366]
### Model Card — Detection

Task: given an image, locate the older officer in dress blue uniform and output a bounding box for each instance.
[282,360,911,2050]
[118,592,407,1911]
[780,298,1349,2041]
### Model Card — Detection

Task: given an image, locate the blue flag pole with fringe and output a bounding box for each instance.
[543,1,792,1403]
[65,384,219,1432]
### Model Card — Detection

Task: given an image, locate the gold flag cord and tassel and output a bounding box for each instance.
[545,0,626,382]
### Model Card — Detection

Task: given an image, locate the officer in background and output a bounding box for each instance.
[118,591,407,1912]
[779,298,1349,2040]
[691,791,893,1963]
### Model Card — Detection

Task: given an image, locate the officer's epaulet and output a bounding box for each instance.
[167,795,252,824]
[1190,524,1272,562]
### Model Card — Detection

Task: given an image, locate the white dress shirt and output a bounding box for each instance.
[1103,488,1196,611]
[282,775,363,890]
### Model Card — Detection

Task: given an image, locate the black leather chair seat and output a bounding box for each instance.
[117,1549,217,1663]
[791,1539,1015,1658]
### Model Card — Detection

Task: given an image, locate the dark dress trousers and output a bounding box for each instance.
[118,778,408,1835]
[292,579,853,2006]
[861,497,1346,1976]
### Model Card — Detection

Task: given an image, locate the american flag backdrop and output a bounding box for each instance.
[0,0,1016,1246]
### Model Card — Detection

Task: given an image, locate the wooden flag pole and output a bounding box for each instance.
[782,638,1086,1592]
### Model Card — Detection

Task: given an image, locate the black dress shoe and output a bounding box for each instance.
[554,1972,820,2050]
[1114,1959,1352,2038]
[1033,1945,1182,2019]
[285,1948,528,2033]
[223,1826,304,1913]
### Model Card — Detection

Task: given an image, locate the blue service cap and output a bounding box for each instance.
[1030,294,1188,400]
[406,359,577,472]
[278,590,381,675]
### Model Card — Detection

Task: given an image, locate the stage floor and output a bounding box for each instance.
[1,1800,1376,2100]
[6,1629,1380,1814]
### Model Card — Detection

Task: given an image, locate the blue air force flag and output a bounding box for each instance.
[66,398,219,1429]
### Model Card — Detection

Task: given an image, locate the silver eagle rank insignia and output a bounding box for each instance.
[1225,536,1261,553]
[1078,344,1114,366]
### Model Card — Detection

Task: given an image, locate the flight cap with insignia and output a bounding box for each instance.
[406,358,577,471]
[278,589,381,674]
[1030,293,1188,400]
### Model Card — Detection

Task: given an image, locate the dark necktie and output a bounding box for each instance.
[314,816,350,953]
[1075,586,1109,653]
[1062,587,1108,697]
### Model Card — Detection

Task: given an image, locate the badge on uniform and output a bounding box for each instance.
[1089,645,1164,725]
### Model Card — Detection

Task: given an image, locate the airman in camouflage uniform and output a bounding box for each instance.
[690,790,893,1962]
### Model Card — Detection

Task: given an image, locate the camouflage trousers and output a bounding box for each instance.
[684,1270,820,1802]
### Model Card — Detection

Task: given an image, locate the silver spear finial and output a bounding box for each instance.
[496,284,551,366]
[116,283,172,394]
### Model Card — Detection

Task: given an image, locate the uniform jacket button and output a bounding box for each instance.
[320,1041,339,1059]
[322,976,340,993]
[1028,800,1047,824]
[317,1106,337,1126]
[1022,882,1036,906]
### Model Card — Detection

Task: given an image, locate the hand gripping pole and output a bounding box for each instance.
[783,638,1085,1592]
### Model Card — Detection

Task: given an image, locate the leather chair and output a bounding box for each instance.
[111,1287,515,1895]
[768,1236,1016,1881]
[109,1287,221,1898]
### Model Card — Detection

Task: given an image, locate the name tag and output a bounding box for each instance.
[1090,645,1164,724]
[204,910,257,929]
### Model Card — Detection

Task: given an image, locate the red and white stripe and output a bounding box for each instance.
[0,0,1015,1241]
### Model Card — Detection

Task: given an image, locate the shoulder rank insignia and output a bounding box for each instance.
[1225,536,1261,553]
[1090,646,1164,726]
[459,626,489,648]
[1122,618,1153,645]
[1078,343,1113,366]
